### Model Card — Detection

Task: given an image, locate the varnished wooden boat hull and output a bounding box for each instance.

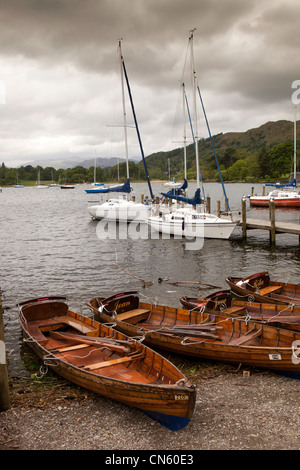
[180,290,300,332]
[87,292,300,379]
[18,296,196,431]
[226,272,300,305]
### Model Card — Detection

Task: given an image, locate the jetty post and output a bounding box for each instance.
[241,198,247,239]
[0,291,10,411]
[206,196,211,213]
[225,199,229,214]
[269,199,276,244]
[216,200,220,217]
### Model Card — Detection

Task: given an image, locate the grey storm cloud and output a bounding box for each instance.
[0,0,299,166]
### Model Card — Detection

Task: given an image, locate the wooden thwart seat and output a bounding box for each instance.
[26,315,98,344]
[56,343,91,353]
[27,318,59,343]
[27,323,48,343]
[117,308,150,322]
[259,286,282,296]
[52,316,98,335]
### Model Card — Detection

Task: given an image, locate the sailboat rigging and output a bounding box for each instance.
[88,40,153,222]
[147,29,236,240]
[36,169,48,189]
[164,158,182,188]
[85,157,129,194]
[162,83,189,198]
[84,158,106,193]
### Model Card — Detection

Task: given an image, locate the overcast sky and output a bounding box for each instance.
[0,0,299,167]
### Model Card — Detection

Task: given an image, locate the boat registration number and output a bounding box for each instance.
[269,354,282,360]
[174,394,189,400]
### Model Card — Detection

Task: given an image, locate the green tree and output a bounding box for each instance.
[41,166,56,181]
[23,165,36,180]
[225,159,249,180]
[0,162,6,182]
[258,146,269,178]
[268,142,293,179]
[218,147,238,168]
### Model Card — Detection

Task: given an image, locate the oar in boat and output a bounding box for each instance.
[137,324,222,339]
[50,331,133,353]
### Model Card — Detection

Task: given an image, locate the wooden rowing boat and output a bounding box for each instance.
[87,291,300,379]
[18,296,196,431]
[225,271,300,305]
[180,290,300,332]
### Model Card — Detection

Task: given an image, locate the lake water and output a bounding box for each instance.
[1,181,300,374]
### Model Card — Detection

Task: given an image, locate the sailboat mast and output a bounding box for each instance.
[197,84,231,211]
[120,41,154,199]
[189,29,200,189]
[294,105,297,184]
[118,40,130,180]
[182,82,187,181]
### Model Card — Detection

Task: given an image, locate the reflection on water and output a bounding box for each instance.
[1,182,300,374]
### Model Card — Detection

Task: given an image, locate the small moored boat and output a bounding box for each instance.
[249,189,300,207]
[180,289,300,332]
[18,296,196,430]
[87,291,300,378]
[60,184,75,189]
[147,206,237,240]
[225,272,300,305]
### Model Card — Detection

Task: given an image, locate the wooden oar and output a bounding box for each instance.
[156,328,219,339]
[172,324,223,331]
[50,331,131,353]
[139,323,222,332]
[138,325,219,339]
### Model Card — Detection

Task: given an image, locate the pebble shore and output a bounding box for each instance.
[0,363,299,451]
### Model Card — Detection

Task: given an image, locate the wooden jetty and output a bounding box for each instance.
[241,198,300,244]
[141,193,300,245]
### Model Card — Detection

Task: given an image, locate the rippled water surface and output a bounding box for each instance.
[1,181,300,373]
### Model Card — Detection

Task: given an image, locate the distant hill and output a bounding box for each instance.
[19,155,139,170]
[138,120,299,180]
[11,119,299,185]
[202,120,298,153]
[76,156,138,169]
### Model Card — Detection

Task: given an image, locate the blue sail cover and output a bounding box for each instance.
[107,178,131,193]
[180,178,188,191]
[161,188,202,206]
[265,178,296,188]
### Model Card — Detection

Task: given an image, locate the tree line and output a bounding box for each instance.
[0,161,145,186]
[0,140,297,186]
[146,141,297,183]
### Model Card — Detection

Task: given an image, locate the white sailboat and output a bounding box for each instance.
[147,29,236,240]
[48,171,59,187]
[14,171,23,188]
[85,158,108,193]
[164,159,182,188]
[36,169,48,189]
[88,40,153,222]
[60,171,75,189]
[250,106,300,207]
[149,207,236,239]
